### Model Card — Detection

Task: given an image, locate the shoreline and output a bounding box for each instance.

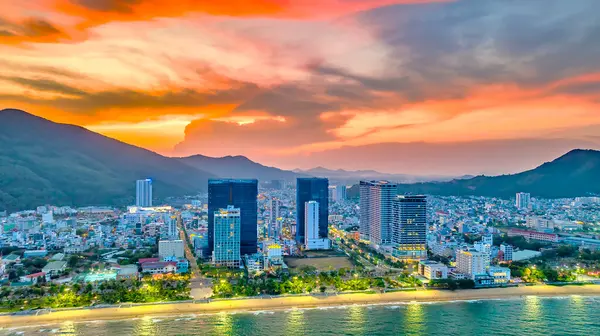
[2,285,600,328]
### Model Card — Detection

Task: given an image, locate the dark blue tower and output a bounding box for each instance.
[296,177,329,243]
[208,179,258,256]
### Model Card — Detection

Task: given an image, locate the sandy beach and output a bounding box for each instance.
[2,285,600,328]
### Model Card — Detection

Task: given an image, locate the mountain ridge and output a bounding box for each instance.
[0,108,215,211]
[177,154,304,181]
[396,149,600,198]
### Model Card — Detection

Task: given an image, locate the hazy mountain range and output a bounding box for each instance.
[1,108,600,211]
[292,167,472,183]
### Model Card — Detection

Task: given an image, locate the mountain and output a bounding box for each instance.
[178,154,303,181]
[397,149,600,198]
[293,167,458,183]
[0,109,215,212]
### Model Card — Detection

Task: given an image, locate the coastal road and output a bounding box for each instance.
[177,212,213,299]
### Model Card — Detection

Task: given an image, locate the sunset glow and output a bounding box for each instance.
[2,0,600,174]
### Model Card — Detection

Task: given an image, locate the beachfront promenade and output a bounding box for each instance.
[2,285,600,328]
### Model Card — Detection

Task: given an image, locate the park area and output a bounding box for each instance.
[285,251,354,271]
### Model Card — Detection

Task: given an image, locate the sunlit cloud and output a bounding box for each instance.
[1,0,600,173]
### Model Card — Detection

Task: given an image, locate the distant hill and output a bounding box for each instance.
[0,109,215,211]
[178,154,303,181]
[293,167,458,183]
[397,149,600,198]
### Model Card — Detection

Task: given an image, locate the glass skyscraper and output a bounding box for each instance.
[296,177,329,243]
[392,195,427,260]
[208,179,258,255]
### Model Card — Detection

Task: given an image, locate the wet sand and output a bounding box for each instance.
[2,285,600,328]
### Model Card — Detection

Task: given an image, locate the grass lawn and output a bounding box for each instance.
[285,256,354,271]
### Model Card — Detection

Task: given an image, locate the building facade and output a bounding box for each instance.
[456,249,487,279]
[158,240,184,259]
[359,180,398,245]
[516,192,531,210]
[136,179,153,207]
[392,195,427,260]
[418,261,448,280]
[296,178,329,244]
[500,243,513,262]
[507,228,558,242]
[208,179,258,255]
[269,197,280,239]
[213,206,241,268]
[304,201,330,250]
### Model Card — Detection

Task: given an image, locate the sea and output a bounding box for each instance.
[2,296,599,335]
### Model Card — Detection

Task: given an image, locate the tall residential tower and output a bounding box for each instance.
[136,179,153,207]
[359,180,397,245]
[212,206,241,268]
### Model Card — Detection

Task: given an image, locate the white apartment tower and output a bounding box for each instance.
[516,192,531,210]
[304,201,330,250]
[136,179,153,207]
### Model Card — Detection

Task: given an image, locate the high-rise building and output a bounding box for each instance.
[212,206,241,268]
[328,186,336,202]
[208,179,258,255]
[269,197,280,239]
[359,181,397,245]
[304,201,330,250]
[500,243,513,262]
[158,240,184,259]
[516,192,531,210]
[296,178,329,244]
[336,185,347,202]
[392,195,427,260]
[136,179,153,207]
[165,215,178,240]
[456,248,487,279]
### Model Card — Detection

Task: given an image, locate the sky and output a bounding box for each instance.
[1,0,600,175]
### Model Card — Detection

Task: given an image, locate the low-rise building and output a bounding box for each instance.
[418,261,449,280]
[23,250,48,258]
[20,272,47,284]
[140,261,177,274]
[487,266,511,284]
[42,260,67,276]
[245,253,264,273]
[507,229,558,243]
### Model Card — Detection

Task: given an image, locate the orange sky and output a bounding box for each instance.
[1,0,600,174]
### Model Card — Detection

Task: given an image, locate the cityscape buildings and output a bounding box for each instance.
[135,179,153,207]
[296,178,329,244]
[158,240,184,259]
[208,179,258,255]
[212,206,241,268]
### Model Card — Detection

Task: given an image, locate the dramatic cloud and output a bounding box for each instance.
[1,0,600,173]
